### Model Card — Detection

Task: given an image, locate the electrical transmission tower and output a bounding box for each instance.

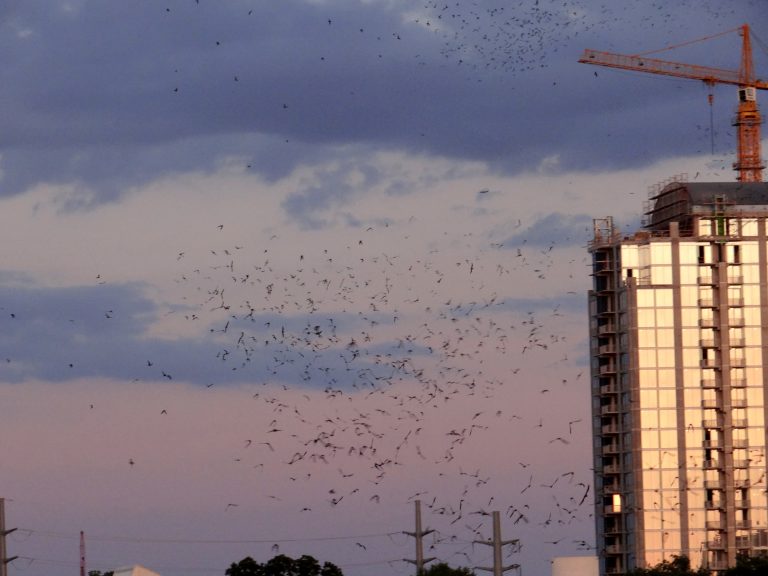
[474,511,520,576]
[403,499,436,574]
[0,499,17,576]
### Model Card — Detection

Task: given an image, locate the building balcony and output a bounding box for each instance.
[704,479,722,490]
[698,298,717,308]
[733,438,748,448]
[728,275,744,284]
[701,378,719,389]
[605,544,623,555]
[731,378,747,388]
[706,520,724,530]
[735,520,750,529]
[733,459,750,468]
[701,358,720,368]
[735,535,751,548]
[599,343,617,355]
[731,398,747,408]
[604,505,621,515]
[602,403,620,415]
[600,363,617,375]
[732,418,748,428]
[702,419,723,429]
[735,498,750,509]
[698,276,715,286]
[730,317,746,327]
[603,483,621,495]
[702,398,721,409]
[699,318,719,328]
[734,479,750,489]
[707,539,726,550]
[603,443,621,455]
[602,423,620,434]
[705,501,724,510]
[603,463,622,475]
[699,338,718,348]
[600,382,619,394]
[704,459,722,470]
[729,337,745,347]
[604,524,624,535]
[598,323,617,335]
[730,357,746,367]
[593,261,615,273]
[729,297,745,307]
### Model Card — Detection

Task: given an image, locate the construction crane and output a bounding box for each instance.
[579,24,768,182]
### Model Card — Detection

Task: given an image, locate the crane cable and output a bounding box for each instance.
[631,25,742,58]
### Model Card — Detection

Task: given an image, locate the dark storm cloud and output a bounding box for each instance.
[0,0,762,202]
[0,278,246,384]
[0,277,434,389]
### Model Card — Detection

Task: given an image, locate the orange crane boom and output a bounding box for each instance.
[579,24,767,182]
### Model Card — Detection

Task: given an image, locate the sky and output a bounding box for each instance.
[0,1,766,575]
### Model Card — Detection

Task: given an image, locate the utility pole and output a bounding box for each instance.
[0,499,18,576]
[80,531,86,576]
[403,500,436,574]
[474,511,520,576]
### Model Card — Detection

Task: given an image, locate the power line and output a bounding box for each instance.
[16,527,401,545]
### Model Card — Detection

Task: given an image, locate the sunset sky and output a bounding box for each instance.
[0,1,766,575]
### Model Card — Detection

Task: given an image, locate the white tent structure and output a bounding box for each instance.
[112,565,161,576]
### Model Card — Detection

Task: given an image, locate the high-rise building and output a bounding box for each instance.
[589,178,768,575]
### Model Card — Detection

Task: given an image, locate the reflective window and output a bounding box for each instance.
[638,329,656,348]
[637,290,654,308]
[657,329,675,347]
[638,308,656,328]
[659,389,677,408]
[682,329,699,346]
[684,389,701,405]
[639,349,657,367]
[744,286,761,306]
[658,349,675,368]
[742,220,758,236]
[660,431,677,449]
[640,390,658,408]
[642,410,660,428]
[639,369,658,387]
[651,244,672,264]
[653,266,672,284]
[743,264,759,283]
[679,245,698,261]
[680,266,699,284]
[656,289,673,307]
[659,410,677,428]
[747,348,762,365]
[658,370,675,386]
[643,431,660,449]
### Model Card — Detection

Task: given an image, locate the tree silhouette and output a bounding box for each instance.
[418,562,475,576]
[226,554,343,576]
[722,553,768,575]
[625,555,708,576]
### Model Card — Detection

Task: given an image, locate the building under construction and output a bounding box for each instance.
[590,179,768,574]
[584,22,768,575]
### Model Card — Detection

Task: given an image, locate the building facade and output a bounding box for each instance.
[589,179,768,575]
